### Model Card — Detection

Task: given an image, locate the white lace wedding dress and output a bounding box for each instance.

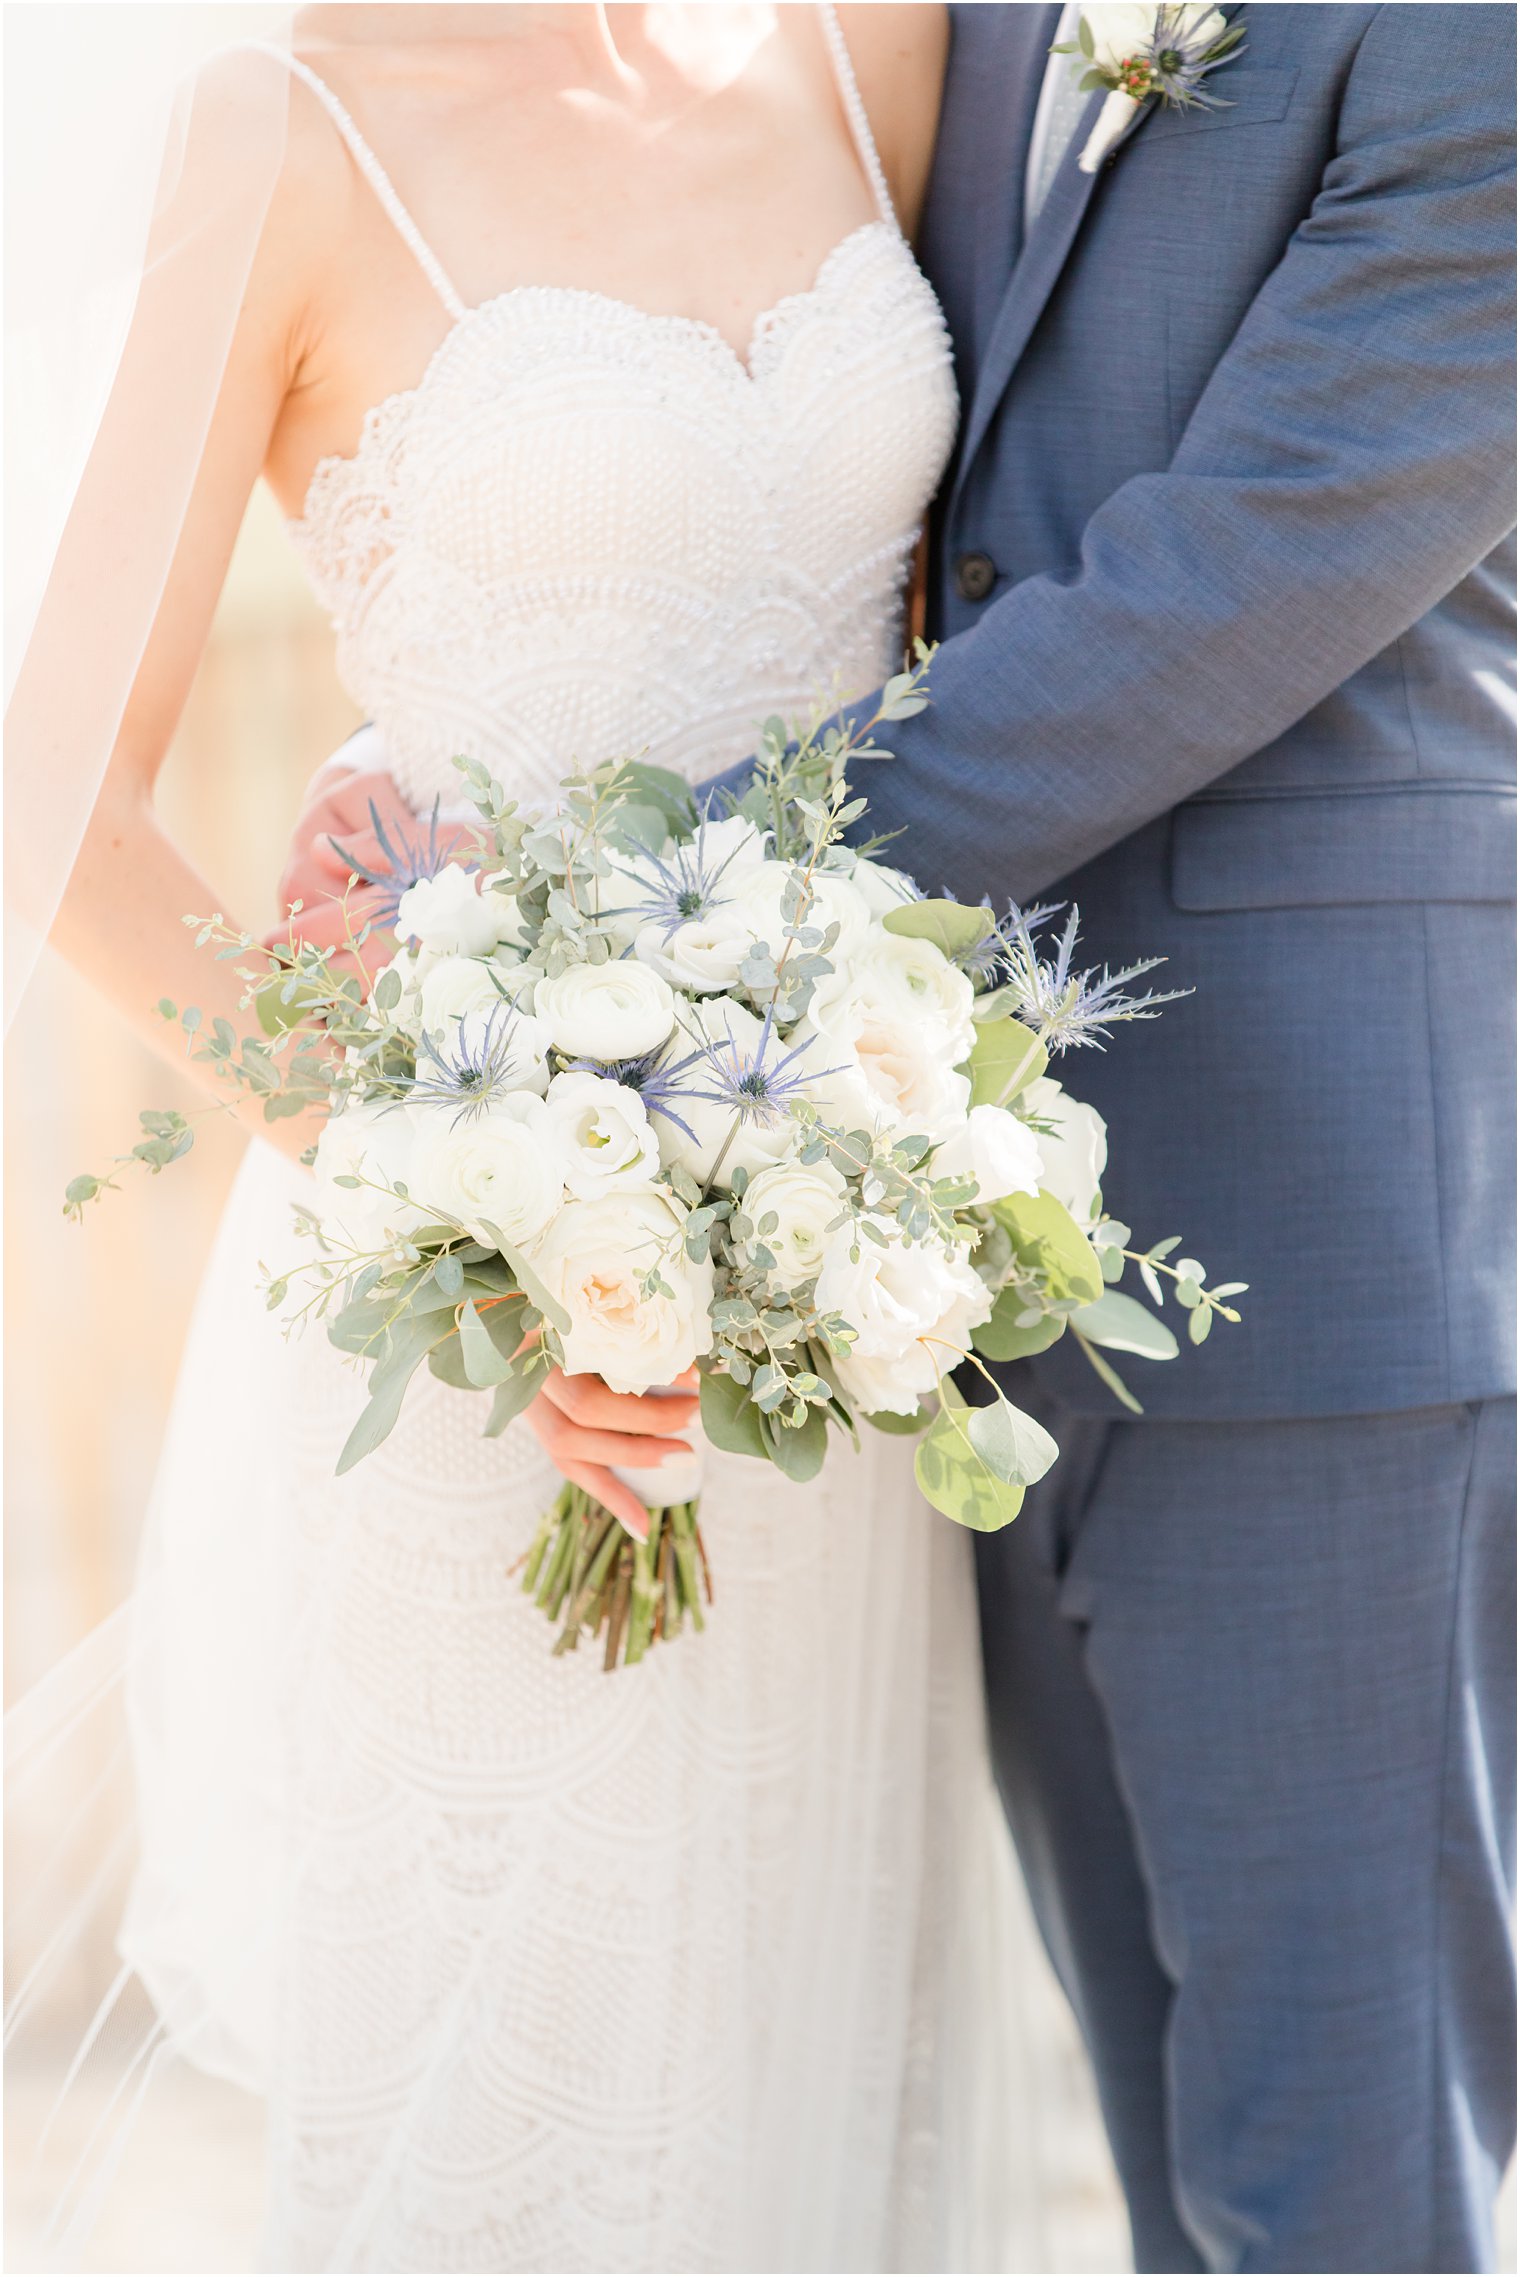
[121,15,1045,2270]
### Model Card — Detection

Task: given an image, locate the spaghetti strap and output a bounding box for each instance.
[817,4,899,231]
[245,42,467,320]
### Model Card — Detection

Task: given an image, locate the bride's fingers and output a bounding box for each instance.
[541,1369,699,1437]
[558,1461,650,1542]
[532,1412,694,1472]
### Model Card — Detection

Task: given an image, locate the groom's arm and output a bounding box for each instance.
[727,6,1516,905]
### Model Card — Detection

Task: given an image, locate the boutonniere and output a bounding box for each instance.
[1052,5,1247,175]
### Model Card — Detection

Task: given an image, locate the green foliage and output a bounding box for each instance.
[972,1294,1067,1364]
[913,1384,1048,1532]
[991,1190,1104,1307]
[964,1017,1047,1107]
[1069,1289,1179,1361]
[881,897,995,962]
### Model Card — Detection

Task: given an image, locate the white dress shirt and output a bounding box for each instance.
[1024,1,1088,226]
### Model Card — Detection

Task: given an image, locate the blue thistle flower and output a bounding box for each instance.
[994,903,1191,1052]
[559,1047,707,1145]
[328,798,481,927]
[603,809,756,940]
[683,1004,840,1127]
[408,1001,540,1125]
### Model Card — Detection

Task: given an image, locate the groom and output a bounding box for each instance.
[279,5,1516,2267]
[828,7,1515,2270]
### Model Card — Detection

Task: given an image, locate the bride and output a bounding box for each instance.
[27,6,1042,2268]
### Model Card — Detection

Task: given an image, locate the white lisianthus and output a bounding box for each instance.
[845,856,920,920]
[737,1159,848,1287]
[543,1071,660,1198]
[313,1100,430,1253]
[408,1093,562,1249]
[654,998,809,1190]
[531,1184,715,1395]
[816,1228,992,1417]
[931,1103,1044,1205]
[532,960,677,1063]
[395,863,512,958]
[1024,1076,1109,1226]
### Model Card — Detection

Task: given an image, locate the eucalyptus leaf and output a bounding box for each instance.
[991,1190,1105,1307]
[482,1362,544,1437]
[336,1312,444,1473]
[965,1396,1060,1488]
[965,1017,1047,1107]
[913,1400,1025,1532]
[865,1405,932,1436]
[1072,1332,1145,1417]
[761,1401,828,1483]
[458,1299,515,1388]
[699,1368,769,1461]
[972,1292,1067,1363]
[1069,1290,1180,1362]
[881,898,996,961]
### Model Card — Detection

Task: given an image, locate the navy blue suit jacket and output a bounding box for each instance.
[804,2,1516,1419]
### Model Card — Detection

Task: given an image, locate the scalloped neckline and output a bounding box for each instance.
[290,219,903,532]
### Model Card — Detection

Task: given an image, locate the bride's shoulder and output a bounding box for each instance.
[832,5,948,235]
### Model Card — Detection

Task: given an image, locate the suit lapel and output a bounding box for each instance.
[968,4,1063,349]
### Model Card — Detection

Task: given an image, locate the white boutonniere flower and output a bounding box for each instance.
[1053,4,1246,175]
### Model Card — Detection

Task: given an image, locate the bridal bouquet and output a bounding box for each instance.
[68,650,1243,1668]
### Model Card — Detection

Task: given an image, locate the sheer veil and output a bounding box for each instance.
[5,8,295,2256]
[4,2,295,1025]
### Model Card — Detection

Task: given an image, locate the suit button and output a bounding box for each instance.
[955,550,997,603]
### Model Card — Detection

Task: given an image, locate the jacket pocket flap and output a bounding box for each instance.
[1170,787,1517,911]
[1139,66,1299,146]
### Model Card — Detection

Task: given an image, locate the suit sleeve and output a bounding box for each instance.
[738,4,1515,905]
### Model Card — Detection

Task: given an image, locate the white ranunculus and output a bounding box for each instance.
[633,905,756,994]
[737,1159,848,1287]
[543,1071,660,1198]
[732,861,872,964]
[654,998,808,1191]
[816,1228,992,1417]
[846,856,920,920]
[532,959,677,1063]
[531,1183,715,1396]
[932,1103,1044,1205]
[1024,1076,1109,1226]
[395,863,512,959]
[312,1099,430,1253]
[408,1093,562,1250]
[417,955,524,1042]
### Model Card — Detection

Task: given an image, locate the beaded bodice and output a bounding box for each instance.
[278,17,959,816]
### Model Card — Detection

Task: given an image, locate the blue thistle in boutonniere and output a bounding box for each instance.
[1052,5,1246,174]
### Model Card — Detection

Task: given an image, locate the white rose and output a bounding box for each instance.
[532,1183,715,1395]
[845,856,920,920]
[312,1099,429,1253]
[395,863,511,958]
[737,1159,848,1287]
[796,1004,971,1141]
[655,997,811,1191]
[1082,1,1223,72]
[408,1093,562,1249]
[847,929,978,1055]
[634,905,756,994]
[532,960,677,1063]
[543,1071,660,1198]
[932,1103,1044,1205]
[1024,1076,1109,1226]
[816,1228,992,1417]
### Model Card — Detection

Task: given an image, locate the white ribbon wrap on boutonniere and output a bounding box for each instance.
[1052,4,1246,174]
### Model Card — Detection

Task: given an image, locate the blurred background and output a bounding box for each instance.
[3,492,1138,2270]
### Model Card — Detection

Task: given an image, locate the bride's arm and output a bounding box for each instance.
[835,2,948,242]
[46,69,344,1163]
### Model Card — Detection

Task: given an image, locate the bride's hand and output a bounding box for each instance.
[527,1368,701,1540]
[263,761,474,981]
